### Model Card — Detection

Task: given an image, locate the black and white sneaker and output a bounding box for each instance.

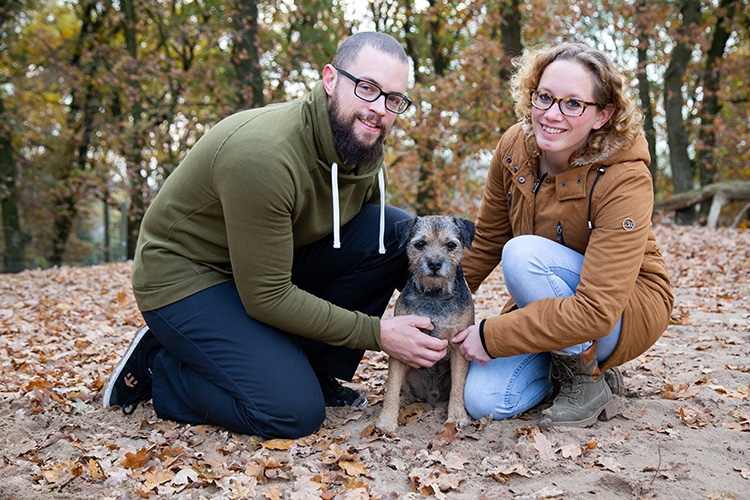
[316,372,368,408]
[102,326,159,415]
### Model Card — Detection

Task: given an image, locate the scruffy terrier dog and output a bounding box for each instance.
[376,215,475,434]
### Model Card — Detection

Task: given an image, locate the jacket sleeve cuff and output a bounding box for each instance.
[478,319,494,358]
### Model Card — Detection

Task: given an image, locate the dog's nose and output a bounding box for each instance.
[427,260,442,272]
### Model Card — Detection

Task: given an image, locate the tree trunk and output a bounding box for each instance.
[497,0,522,82]
[695,0,736,217]
[653,181,750,227]
[49,0,104,266]
[664,0,701,225]
[636,0,658,190]
[232,0,264,109]
[122,0,146,261]
[0,94,25,273]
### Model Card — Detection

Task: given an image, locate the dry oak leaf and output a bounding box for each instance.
[439,421,460,443]
[261,482,284,500]
[532,431,556,461]
[339,459,367,477]
[721,408,750,431]
[678,406,712,428]
[121,447,152,469]
[398,405,426,425]
[41,460,82,486]
[261,438,294,450]
[661,382,699,400]
[558,443,583,460]
[290,474,323,499]
[480,455,538,483]
[409,466,465,495]
[595,456,622,472]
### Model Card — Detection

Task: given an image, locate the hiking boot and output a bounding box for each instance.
[316,372,368,408]
[541,343,616,427]
[603,367,624,396]
[102,326,159,415]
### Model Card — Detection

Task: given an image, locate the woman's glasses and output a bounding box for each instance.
[530,89,598,117]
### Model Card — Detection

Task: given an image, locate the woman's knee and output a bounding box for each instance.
[464,354,553,420]
[501,235,546,290]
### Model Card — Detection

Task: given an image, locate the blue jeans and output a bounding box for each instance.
[142,204,411,438]
[464,235,622,420]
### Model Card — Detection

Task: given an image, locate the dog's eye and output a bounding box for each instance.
[414,240,426,250]
[446,241,458,251]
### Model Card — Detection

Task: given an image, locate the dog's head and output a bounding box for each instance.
[395,215,475,292]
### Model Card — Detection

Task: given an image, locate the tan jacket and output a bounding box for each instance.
[462,123,673,371]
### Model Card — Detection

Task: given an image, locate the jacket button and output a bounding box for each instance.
[561,182,566,187]
[506,156,512,163]
[519,176,526,184]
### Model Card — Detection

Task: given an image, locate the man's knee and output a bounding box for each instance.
[236,394,327,439]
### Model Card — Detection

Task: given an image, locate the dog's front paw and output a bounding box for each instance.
[375,413,398,435]
[446,409,471,430]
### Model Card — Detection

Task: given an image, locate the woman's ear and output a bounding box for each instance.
[322,64,337,96]
[593,104,615,130]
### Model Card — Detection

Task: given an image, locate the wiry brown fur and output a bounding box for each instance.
[376,215,475,434]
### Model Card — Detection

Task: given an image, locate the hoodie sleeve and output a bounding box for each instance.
[213,127,382,352]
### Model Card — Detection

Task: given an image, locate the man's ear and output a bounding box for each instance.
[322,64,337,96]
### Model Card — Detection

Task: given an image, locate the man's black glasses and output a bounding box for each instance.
[335,67,412,114]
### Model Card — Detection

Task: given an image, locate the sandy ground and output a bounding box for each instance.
[0,223,748,499]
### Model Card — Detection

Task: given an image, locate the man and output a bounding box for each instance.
[102,32,448,439]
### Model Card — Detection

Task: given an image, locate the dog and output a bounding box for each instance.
[376,215,475,434]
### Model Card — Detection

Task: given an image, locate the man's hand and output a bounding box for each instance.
[380,315,447,369]
[452,324,491,365]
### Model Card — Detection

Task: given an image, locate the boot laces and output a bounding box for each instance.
[551,358,582,400]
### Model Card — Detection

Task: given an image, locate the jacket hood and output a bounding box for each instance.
[308,82,386,183]
[521,122,651,169]
[306,81,388,254]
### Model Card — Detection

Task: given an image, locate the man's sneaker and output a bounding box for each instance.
[102,326,159,415]
[316,372,368,408]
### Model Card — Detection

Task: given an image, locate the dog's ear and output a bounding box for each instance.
[453,217,476,250]
[394,217,418,248]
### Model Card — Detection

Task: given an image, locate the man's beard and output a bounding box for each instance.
[329,96,386,169]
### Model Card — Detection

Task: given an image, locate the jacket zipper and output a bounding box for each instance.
[557,221,565,246]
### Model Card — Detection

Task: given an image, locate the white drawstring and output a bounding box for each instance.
[331,162,341,249]
[331,163,386,254]
[377,168,386,254]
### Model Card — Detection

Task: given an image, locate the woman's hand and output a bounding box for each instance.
[380,315,447,369]
[452,323,492,365]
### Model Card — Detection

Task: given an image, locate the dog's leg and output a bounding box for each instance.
[376,358,408,434]
[446,344,470,428]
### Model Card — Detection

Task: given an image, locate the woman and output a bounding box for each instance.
[452,43,673,427]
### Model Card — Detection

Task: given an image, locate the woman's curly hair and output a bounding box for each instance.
[510,42,644,166]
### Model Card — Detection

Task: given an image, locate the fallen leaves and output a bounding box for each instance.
[1,224,749,498]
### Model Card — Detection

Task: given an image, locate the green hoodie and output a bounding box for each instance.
[132,82,387,351]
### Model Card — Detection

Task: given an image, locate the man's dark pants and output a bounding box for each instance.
[141,205,410,438]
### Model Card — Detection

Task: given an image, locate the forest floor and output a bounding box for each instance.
[0,223,748,499]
